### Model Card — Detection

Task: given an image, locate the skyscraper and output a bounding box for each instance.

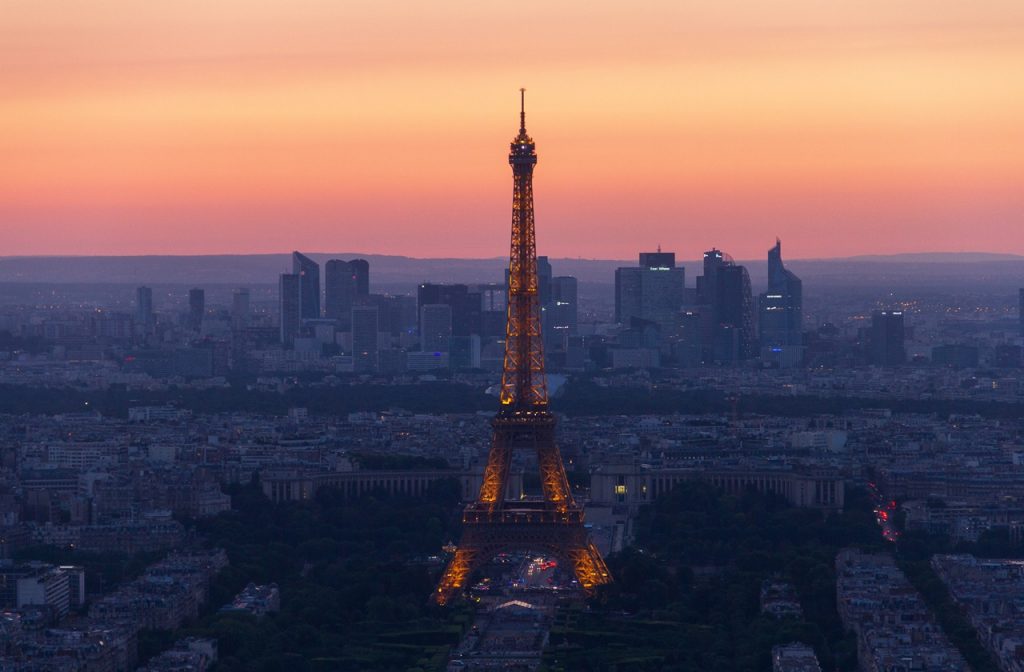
[759,239,803,367]
[695,249,754,364]
[478,283,508,338]
[350,259,369,296]
[545,275,578,353]
[549,276,578,334]
[420,304,453,353]
[417,284,481,337]
[351,305,379,372]
[279,273,301,346]
[870,310,906,365]
[614,251,685,328]
[713,263,755,363]
[696,248,726,305]
[231,288,250,331]
[291,251,321,320]
[379,294,417,337]
[188,288,205,332]
[537,255,553,307]
[135,286,154,335]
[325,258,370,328]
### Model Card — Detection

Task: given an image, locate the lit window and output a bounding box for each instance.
[614,485,627,495]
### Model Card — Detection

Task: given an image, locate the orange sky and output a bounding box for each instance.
[2,1,1023,260]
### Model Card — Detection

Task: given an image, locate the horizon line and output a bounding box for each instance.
[1,250,1023,264]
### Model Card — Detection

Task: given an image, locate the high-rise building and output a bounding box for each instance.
[537,255,553,307]
[420,304,453,353]
[135,286,154,334]
[870,310,906,365]
[546,276,578,352]
[694,249,754,364]
[351,305,379,372]
[1019,288,1024,337]
[549,276,578,333]
[614,251,685,328]
[350,258,370,296]
[712,264,755,363]
[379,294,417,337]
[759,239,803,367]
[325,258,370,328]
[231,288,250,330]
[291,251,321,320]
[696,248,726,305]
[354,293,413,340]
[639,251,676,270]
[417,284,481,337]
[188,288,205,332]
[615,267,643,324]
[478,283,508,338]
[279,274,301,346]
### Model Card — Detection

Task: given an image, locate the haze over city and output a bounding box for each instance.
[3,0,1024,259]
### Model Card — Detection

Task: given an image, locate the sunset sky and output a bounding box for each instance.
[2,1,1023,260]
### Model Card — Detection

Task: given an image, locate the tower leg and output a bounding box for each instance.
[567,541,613,593]
[537,442,573,510]
[477,430,513,508]
[435,547,478,606]
[435,527,612,605]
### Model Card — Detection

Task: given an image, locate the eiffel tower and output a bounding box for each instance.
[433,91,612,606]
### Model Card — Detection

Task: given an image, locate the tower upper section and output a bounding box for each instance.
[499,89,548,412]
[509,88,537,172]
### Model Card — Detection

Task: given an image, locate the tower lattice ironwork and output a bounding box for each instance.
[434,91,612,605]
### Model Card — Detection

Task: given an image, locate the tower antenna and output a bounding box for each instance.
[519,88,526,133]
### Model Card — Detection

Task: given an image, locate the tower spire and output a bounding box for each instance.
[519,87,526,134]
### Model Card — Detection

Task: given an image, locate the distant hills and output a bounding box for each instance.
[0,252,1022,291]
[840,252,1024,263]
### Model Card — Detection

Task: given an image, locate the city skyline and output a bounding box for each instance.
[3,1,1024,259]
[2,35,1024,667]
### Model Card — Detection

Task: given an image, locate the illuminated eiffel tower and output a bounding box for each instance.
[434,91,612,605]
